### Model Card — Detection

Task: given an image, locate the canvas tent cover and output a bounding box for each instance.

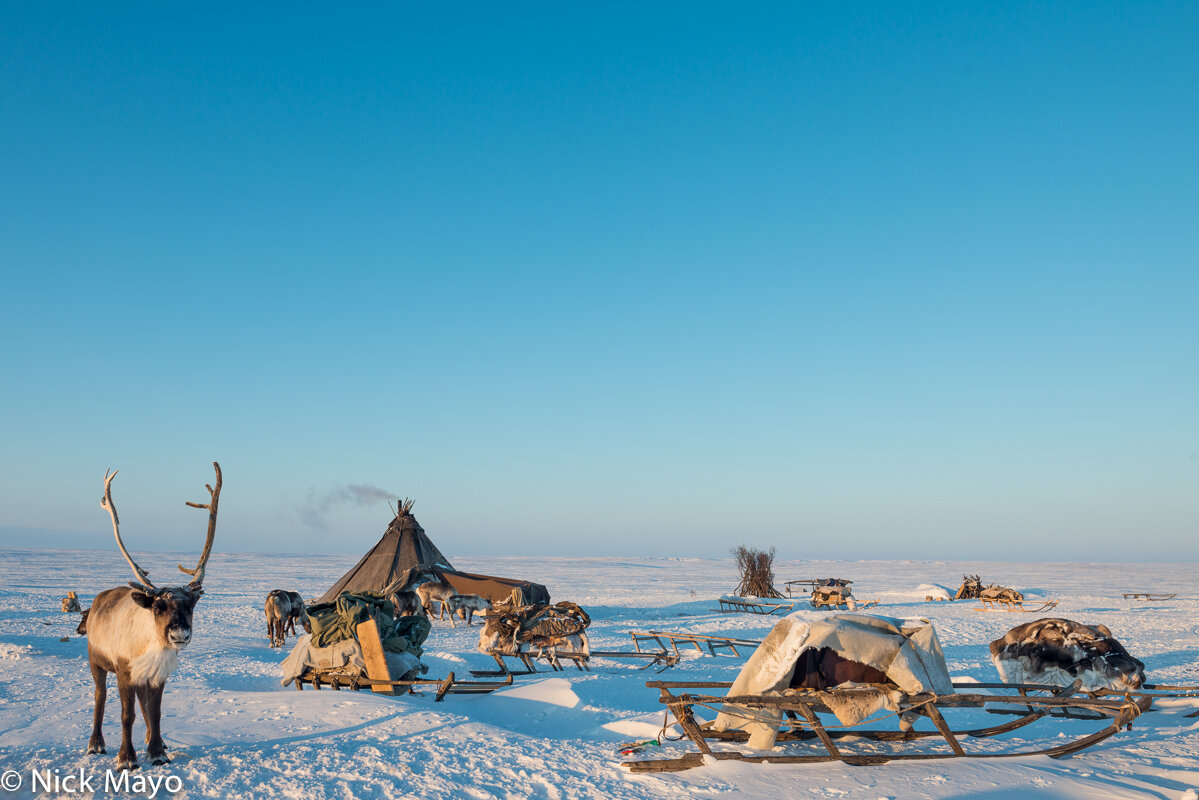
[319,508,454,603]
[391,565,551,608]
[319,505,550,606]
[713,613,954,750]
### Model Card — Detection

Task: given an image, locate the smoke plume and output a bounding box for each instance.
[300,483,398,530]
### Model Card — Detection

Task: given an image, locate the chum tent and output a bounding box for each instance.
[318,500,452,602]
[319,501,550,606]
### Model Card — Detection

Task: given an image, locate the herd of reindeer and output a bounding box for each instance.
[75,462,495,772]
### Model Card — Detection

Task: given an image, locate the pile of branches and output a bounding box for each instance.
[732,545,782,599]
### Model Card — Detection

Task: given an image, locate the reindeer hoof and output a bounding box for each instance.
[149,753,171,766]
[116,757,139,772]
[86,742,106,755]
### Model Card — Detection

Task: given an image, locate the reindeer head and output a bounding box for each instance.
[131,586,203,649]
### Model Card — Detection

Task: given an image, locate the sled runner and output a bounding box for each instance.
[1122,592,1177,601]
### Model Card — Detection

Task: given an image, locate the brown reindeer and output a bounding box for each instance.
[77,463,220,771]
[265,590,310,646]
[387,589,427,619]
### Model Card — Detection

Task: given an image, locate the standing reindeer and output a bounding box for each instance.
[265,590,310,647]
[77,462,221,771]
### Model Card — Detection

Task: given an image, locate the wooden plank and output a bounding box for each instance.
[355,619,395,695]
[794,701,842,759]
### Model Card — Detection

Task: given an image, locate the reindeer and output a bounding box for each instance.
[265,590,310,647]
[77,463,220,771]
[387,589,427,619]
[283,591,310,637]
[445,594,491,626]
[415,580,457,622]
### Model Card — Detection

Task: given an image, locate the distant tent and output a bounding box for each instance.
[319,500,550,607]
[318,500,453,602]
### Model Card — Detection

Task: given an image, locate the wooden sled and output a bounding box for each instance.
[288,670,512,699]
[811,598,879,611]
[1122,592,1177,601]
[718,597,799,615]
[785,579,853,597]
[630,630,762,658]
[974,599,1059,613]
[622,679,1144,772]
[471,647,678,677]
[285,620,512,699]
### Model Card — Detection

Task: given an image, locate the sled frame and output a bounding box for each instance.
[288,670,512,700]
[623,679,1142,772]
[718,597,799,615]
[974,599,1059,613]
[630,630,762,658]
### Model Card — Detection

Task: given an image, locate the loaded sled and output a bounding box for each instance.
[622,613,1194,772]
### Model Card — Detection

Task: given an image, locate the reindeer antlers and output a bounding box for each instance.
[100,463,221,593]
[178,461,221,589]
[101,469,156,592]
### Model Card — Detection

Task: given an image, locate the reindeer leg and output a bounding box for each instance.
[115,676,139,771]
[135,684,151,745]
[142,684,169,765]
[87,660,107,754]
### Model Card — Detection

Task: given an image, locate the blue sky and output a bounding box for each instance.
[1,3,1195,561]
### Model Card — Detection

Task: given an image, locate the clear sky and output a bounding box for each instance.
[1,3,1196,562]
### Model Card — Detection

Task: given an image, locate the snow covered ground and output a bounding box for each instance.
[1,549,1196,799]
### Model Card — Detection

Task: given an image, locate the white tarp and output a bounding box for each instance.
[712,613,954,749]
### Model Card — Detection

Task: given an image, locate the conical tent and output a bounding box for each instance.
[319,501,453,602]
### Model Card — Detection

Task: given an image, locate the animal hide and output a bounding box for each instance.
[990,618,1145,692]
[712,614,954,750]
[477,601,591,656]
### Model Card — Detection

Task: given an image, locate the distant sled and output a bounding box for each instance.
[974,598,1059,613]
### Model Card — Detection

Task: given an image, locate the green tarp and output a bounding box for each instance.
[307,591,431,656]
